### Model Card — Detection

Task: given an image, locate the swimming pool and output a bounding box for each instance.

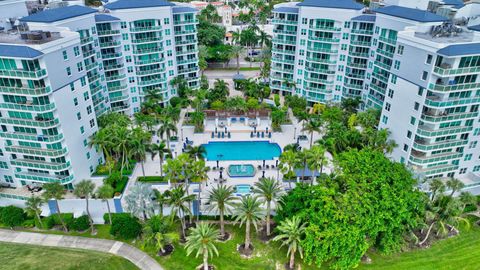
[201,141,281,161]
[228,164,255,177]
[235,184,252,195]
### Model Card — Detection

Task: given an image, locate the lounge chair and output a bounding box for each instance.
[221,132,225,138]
[250,131,254,138]
[261,132,264,138]
[228,132,231,138]
[268,132,272,138]
[211,132,214,138]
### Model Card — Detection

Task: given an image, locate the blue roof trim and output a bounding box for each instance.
[20,5,96,23]
[442,0,465,9]
[437,43,480,56]
[172,6,197,13]
[94,14,120,22]
[105,0,174,10]
[374,6,448,22]
[351,14,376,22]
[0,44,43,59]
[273,7,299,13]
[297,0,364,10]
[467,24,480,32]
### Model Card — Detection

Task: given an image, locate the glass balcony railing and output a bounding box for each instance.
[0,102,55,112]
[99,41,121,48]
[11,159,71,171]
[130,25,162,33]
[138,77,167,86]
[134,58,165,65]
[0,117,59,128]
[433,65,480,76]
[176,39,197,45]
[173,19,199,25]
[420,111,478,123]
[412,139,468,151]
[0,132,63,142]
[0,68,47,79]
[15,172,74,184]
[378,36,397,45]
[271,19,298,25]
[131,37,163,44]
[428,82,480,92]
[416,125,473,137]
[5,145,67,157]
[309,25,341,31]
[97,29,121,36]
[0,86,51,95]
[102,52,123,59]
[351,29,373,35]
[106,74,126,82]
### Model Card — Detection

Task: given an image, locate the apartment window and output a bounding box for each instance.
[297,69,302,75]
[474,128,480,136]
[70,83,75,91]
[410,116,416,125]
[403,144,408,152]
[74,47,80,57]
[407,130,412,139]
[421,71,428,80]
[400,157,405,164]
[169,70,174,76]
[126,56,132,63]
[341,44,347,50]
[122,34,128,40]
[339,55,345,61]
[390,75,397,84]
[66,67,71,76]
[132,97,138,103]
[397,45,404,55]
[130,87,136,93]
[382,115,388,124]
[73,97,78,106]
[469,141,477,149]
[83,139,88,147]
[91,26,96,34]
[129,77,135,83]
[89,119,95,128]
[168,60,173,67]
[165,29,171,35]
[464,154,473,161]
[77,112,81,120]
[299,50,304,56]
[87,105,92,114]
[302,18,307,24]
[338,65,344,72]
[80,126,85,134]
[414,102,419,111]
[459,168,467,174]
[167,50,173,57]
[77,62,83,72]
[418,87,424,96]
[124,45,130,51]
[301,29,306,35]
[83,91,89,101]
[342,33,349,40]
[385,102,391,111]
[80,77,86,86]
[300,39,306,46]
[336,75,342,82]
[164,18,170,24]
[344,21,350,28]
[86,152,91,159]
[375,26,379,34]
[298,60,304,65]
[121,22,127,29]
[63,50,68,60]
[127,66,133,73]
[394,60,400,70]
[166,40,171,46]
[388,89,394,98]
[426,54,433,64]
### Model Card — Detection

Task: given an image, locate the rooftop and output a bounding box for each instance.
[297,0,364,10]
[375,5,448,22]
[104,0,174,10]
[94,14,120,22]
[272,7,299,13]
[0,31,62,45]
[441,0,465,9]
[172,6,197,13]
[20,5,96,23]
[0,44,43,58]
[351,14,376,22]
[437,43,480,56]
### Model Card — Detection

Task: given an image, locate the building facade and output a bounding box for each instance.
[270,0,480,181]
[0,1,199,188]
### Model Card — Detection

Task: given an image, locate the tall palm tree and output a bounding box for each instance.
[131,138,148,177]
[429,178,446,201]
[253,177,283,236]
[25,195,44,229]
[154,189,169,216]
[233,196,264,251]
[273,216,307,270]
[158,117,177,150]
[185,145,206,161]
[302,119,322,147]
[74,180,96,234]
[230,45,243,74]
[89,129,114,170]
[166,186,196,239]
[185,222,220,270]
[113,126,131,178]
[164,157,185,186]
[148,141,171,176]
[97,184,114,225]
[306,145,328,183]
[42,183,67,232]
[446,178,465,197]
[207,184,237,239]
[279,150,297,187]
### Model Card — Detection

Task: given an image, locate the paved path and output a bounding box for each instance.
[0,229,163,270]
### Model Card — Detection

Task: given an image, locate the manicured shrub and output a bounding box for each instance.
[110,214,142,239]
[169,96,182,107]
[0,206,25,228]
[72,215,90,231]
[103,213,130,225]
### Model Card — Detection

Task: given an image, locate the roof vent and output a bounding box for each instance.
[430,22,462,37]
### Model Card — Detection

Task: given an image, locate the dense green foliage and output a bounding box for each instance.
[0,206,25,228]
[276,149,425,269]
[110,214,142,239]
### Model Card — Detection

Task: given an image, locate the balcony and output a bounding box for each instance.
[4,145,67,157]
[308,36,340,43]
[272,57,295,64]
[100,41,121,48]
[177,58,198,65]
[176,39,197,45]
[0,68,47,79]
[0,86,51,95]
[271,66,294,73]
[136,67,166,76]
[305,66,335,75]
[178,67,198,74]
[433,65,480,76]
[421,110,479,123]
[351,29,373,35]
[0,102,56,113]
[348,51,369,58]
[272,48,296,55]
[424,95,480,107]
[131,37,163,44]
[417,124,473,137]
[80,36,94,44]
[0,132,63,143]
[173,19,199,25]
[0,117,59,128]
[412,138,468,151]
[15,172,74,184]
[409,150,463,164]
[130,26,162,33]
[102,52,123,59]
[97,29,121,36]
[83,50,96,58]
[304,76,334,84]
[138,77,167,86]
[11,159,71,171]
[105,74,126,82]
[109,95,130,103]
[271,19,298,25]
[134,58,165,65]
[350,40,371,47]
[378,36,396,45]
[376,48,394,58]
[174,29,197,35]
[305,57,336,65]
[374,60,391,71]
[272,38,296,45]
[428,82,480,92]
[273,29,297,35]
[104,63,125,71]
[133,47,164,55]
[307,46,338,54]
[309,25,341,32]
[176,49,198,55]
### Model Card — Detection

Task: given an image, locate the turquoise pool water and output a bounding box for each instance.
[228,164,255,177]
[236,184,252,195]
[201,141,281,161]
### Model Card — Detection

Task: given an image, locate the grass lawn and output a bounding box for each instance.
[0,242,138,270]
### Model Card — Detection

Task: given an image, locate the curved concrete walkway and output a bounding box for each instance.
[0,229,163,270]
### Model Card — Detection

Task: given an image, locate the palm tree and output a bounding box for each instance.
[42,183,68,232]
[306,145,328,183]
[273,216,307,270]
[302,119,322,147]
[166,186,196,239]
[279,150,297,187]
[97,184,114,225]
[113,126,131,178]
[185,222,220,270]
[233,196,264,251]
[253,177,283,236]
[164,157,185,186]
[459,191,476,212]
[148,140,171,176]
[74,180,96,234]
[131,138,148,177]
[125,183,156,220]
[230,45,243,74]
[154,189,169,216]
[25,195,44,229]
[185,145,206,161]
[189,159,209,221]
[154,231,179,255]
[446,178,465,197]
[207,184,237,239]
[158,117,177,150]
[429,178,446,201]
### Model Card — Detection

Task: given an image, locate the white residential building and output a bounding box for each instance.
[270,0,480,181]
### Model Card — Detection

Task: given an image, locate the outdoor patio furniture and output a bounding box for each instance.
[266,165,270,169]
[257,132,260,137]
[258,165,262,169]
[221,132,225,138]
[261,132,264,138]
[239,117,245,122]
[268,132,272,138]
[250,131,254,138]
[211,132,214,138]
[228,132,231,138]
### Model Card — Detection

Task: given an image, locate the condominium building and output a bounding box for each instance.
[0,0,199,188]
[270,0,480,181]
[0,28,102,189]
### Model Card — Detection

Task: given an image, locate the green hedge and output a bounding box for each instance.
[103,213,130,225]
[137,176,166,183]
[0,206,26,228]
[110,214,142,239]
[71,215,90,231]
